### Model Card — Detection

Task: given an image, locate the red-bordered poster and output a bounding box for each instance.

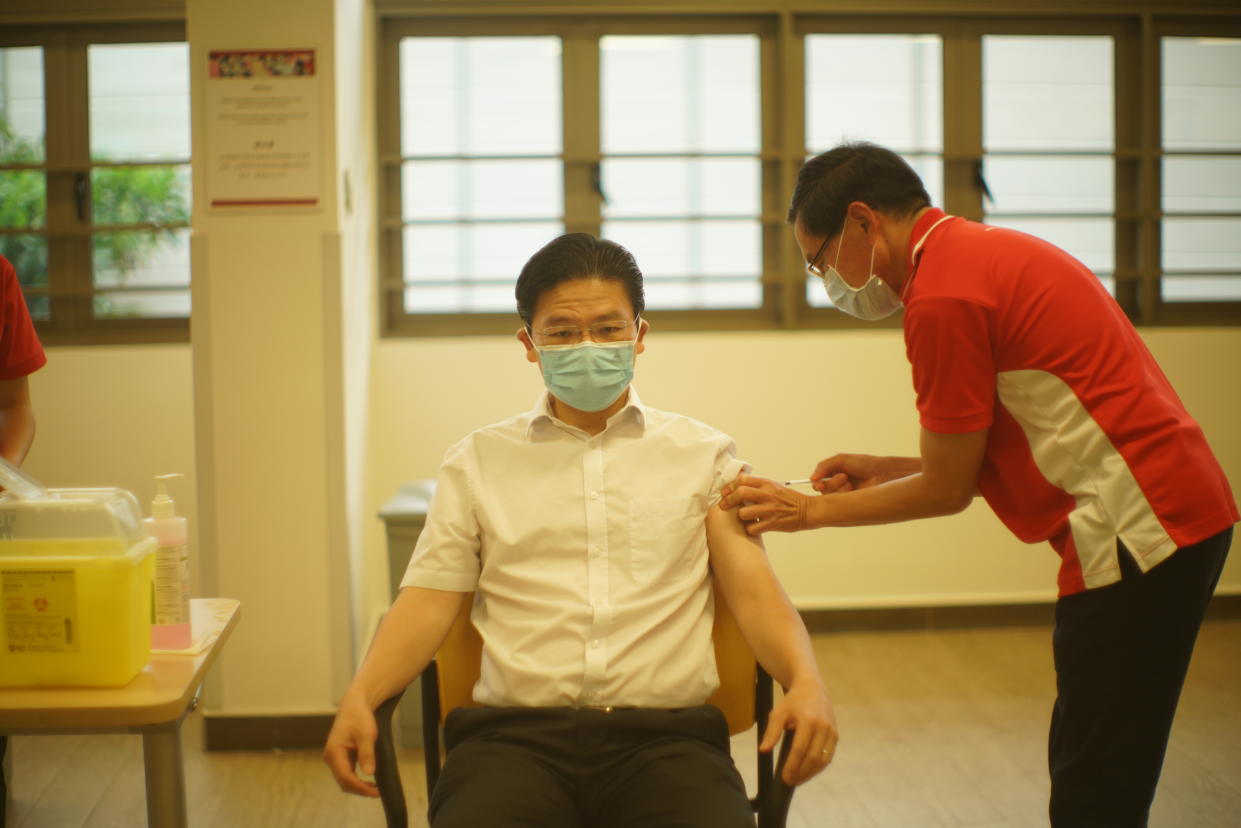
[205,49,321,208]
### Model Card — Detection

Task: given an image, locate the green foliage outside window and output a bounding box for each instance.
[0,116,47,287]
[0,114,189,315]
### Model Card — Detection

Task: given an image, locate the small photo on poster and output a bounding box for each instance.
[208,50,315,79]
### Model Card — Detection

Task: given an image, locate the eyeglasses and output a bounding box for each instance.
[531,319,638,345]
[805,234,833,279]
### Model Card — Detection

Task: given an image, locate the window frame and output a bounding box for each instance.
[379,15,792,338]
[378,3,1241,337]
[0,21,191,346]
[1149,17,1241,325]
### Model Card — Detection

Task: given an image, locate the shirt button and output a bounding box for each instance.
[590,640,600,648]
[590,491,599,500]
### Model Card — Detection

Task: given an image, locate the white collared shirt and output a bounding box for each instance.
[400,387,747,709]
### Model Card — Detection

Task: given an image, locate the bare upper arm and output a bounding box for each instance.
[0,376,35,464]
[706,503,778,606]
[0,376,31,412]
[919,426,989,512]
[373,586,471,660]
[391,585,468,634]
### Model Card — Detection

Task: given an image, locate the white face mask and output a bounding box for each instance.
[820,222,903,321]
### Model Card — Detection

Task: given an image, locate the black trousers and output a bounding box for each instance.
[428,704,753,828]
[1048,527,1232,828]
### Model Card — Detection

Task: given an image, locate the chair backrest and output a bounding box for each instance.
[394,582,792,828]
[434,581,758,734]
[432,594,482,720]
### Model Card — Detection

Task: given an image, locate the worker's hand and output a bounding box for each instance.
[323,690,381,798]
[718,474,811,536]
[811,453,910,493]
[759,677,839,786]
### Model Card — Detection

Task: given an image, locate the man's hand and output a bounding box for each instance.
[718,474,811,536]
[323,690,381,798]
[321,587,465,800]
[810,453,914,493]
[759,678,839,786]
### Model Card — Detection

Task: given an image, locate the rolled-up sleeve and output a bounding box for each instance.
[708,434,749,508]
[400,436,482,592]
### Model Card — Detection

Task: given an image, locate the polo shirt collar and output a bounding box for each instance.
[901,206,950,302]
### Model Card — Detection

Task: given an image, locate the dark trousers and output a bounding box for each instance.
[429,704,753,828]
[1048,527,1232,827]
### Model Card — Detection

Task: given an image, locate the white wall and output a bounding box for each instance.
[26,345,197,559]
[333,0,378,684]
[359,326,1241,621]
[185,0,358,716]
[28,327,1240,711]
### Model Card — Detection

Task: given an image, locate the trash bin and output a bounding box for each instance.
[0,488,157,687]
[377,479,436,747]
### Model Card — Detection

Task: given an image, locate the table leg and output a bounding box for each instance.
[2,734,9,828]
[142,721,187,828]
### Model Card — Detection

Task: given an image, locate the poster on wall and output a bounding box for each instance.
[205,48,321,208]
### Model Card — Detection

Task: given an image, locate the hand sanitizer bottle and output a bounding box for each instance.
[147,473,192,650]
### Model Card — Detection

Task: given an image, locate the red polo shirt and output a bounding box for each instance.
[901,208,1237,595]
[0,255,45,380]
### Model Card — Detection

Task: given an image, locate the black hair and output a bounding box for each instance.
[515,233,646,326]
[787,141,932,238]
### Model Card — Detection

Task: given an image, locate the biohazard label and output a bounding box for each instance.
[2,569,79,654]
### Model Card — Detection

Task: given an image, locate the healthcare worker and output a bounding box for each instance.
[0,252,46,826]
[718,142,1237,828]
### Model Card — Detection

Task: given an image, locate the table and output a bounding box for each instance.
[0,598,240,827]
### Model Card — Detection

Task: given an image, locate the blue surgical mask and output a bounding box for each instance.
[536,340,635,412]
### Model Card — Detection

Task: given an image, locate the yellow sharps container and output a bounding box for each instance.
[0,488,157,687]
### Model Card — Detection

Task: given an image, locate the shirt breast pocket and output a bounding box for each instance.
[628,496,706,583]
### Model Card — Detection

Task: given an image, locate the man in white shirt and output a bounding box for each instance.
[324,234,837,827]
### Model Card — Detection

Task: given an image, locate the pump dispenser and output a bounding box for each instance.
[146,473,192,650]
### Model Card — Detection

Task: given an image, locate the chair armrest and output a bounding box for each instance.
[421,660,443,797]
[753,664,796,828]
[758,730,796,828]
[374,692,408,828]
[374,659,444,828]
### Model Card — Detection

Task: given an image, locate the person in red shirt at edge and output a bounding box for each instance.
[718,142,1236,828]
[0,252,48,827]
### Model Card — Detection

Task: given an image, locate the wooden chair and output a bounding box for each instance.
[372,584,795,828]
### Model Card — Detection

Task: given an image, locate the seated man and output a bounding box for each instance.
[324,233,837,828]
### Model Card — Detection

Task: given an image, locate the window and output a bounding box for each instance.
[398,36,563,314]
[377,6,1238,336]
[0,25,190,344]
[804,33,942,308]
[982,36,1115,294]
[0,45,47,319]
[1160,36,1241,304]
[600,35,762,311]
[381,19,777,336]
